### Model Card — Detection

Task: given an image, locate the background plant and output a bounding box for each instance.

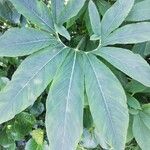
[0,0,150,150]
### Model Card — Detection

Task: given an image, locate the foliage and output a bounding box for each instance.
[0,0,150,150]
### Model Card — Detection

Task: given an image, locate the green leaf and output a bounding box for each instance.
[93,47,150,87]
[6,112,36,140]
[127,0,150,21]
[126,80,150,94]
[0,0,20,24]
[51,0,64,23]
[9,0,54,33]
[57,0,86,25]
[140,104,150,130]
[46,51,84,150]
[0,28,57,57]
[31,129,44,145]
[0,45,69,124]
[25,139,43,150]
[95,0,111,16]
[127,94,141,110]
[132,42,147,58]
[88,0,101,37]
[133,114,150,150]
[126,115,134,143]
[84,53,128,150]
[144,42,150,56]
[101,0,134,38]
[54,24,71,40]
[102,22,150,46]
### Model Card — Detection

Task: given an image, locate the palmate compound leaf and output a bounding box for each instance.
[0,44,69,124]
[102,22,150,46]
[9,0,54,33]
[46,50,84,150]
[101,0,134,39]
[0,27,58,57]
[93,47,150,87]
[84,53,129,150]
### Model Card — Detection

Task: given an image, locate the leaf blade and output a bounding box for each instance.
[88,0,101,37]
[127,0,150,21]
[102,22,150,46]
[101,0,134,38]
[93,47,150,87]
[57,0,86,25]
[84,53,128,150]
[10,0,54,32]
[0,27,57,57]
[0,45,69,124]
[46,51,84,150]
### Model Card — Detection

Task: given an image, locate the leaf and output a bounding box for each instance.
[133,114,150,150]
[25,139,43,150]
[127,94,141,110]
[132,42,147,58]
[0,0,20,24]
[0,27,58,57]
[127,0,150,21]
[101,0,134,38]
[9,0,54,33]
[93,47,150,87]
[95,0,111,16]
[102,22,150,46]
[57,0,86,25]
[51,0,64,23]
[54,24,71,40]
[0,44,69,124]
[6,112,36,140]
[46,51,84,150]
[144,42,150,56]
[126,115,134,143]
[84,53,128,150]
[140,104,150,130]
[126,80,150,94]
[31,129,44,145]
[88,0,101,37]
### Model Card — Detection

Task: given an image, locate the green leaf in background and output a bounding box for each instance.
[0,0,20,24]
[95,0,111,16]
[25,139,43,150]
[9,0,54,33]
[57,0,86,25]
[126,80,150,94]
[127,94,141,110]
[101,0,134,38]
[88,0,101,38]
[46,51,84,150]
[0,27,58,57]
[6,112,36,140]
[144,42,150,56]
[0,45,68,124]
[93,47,150,87]
[31,129,44,145]
[84,53,128,150]
[102,22,150,46]
[127,0,150,21]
